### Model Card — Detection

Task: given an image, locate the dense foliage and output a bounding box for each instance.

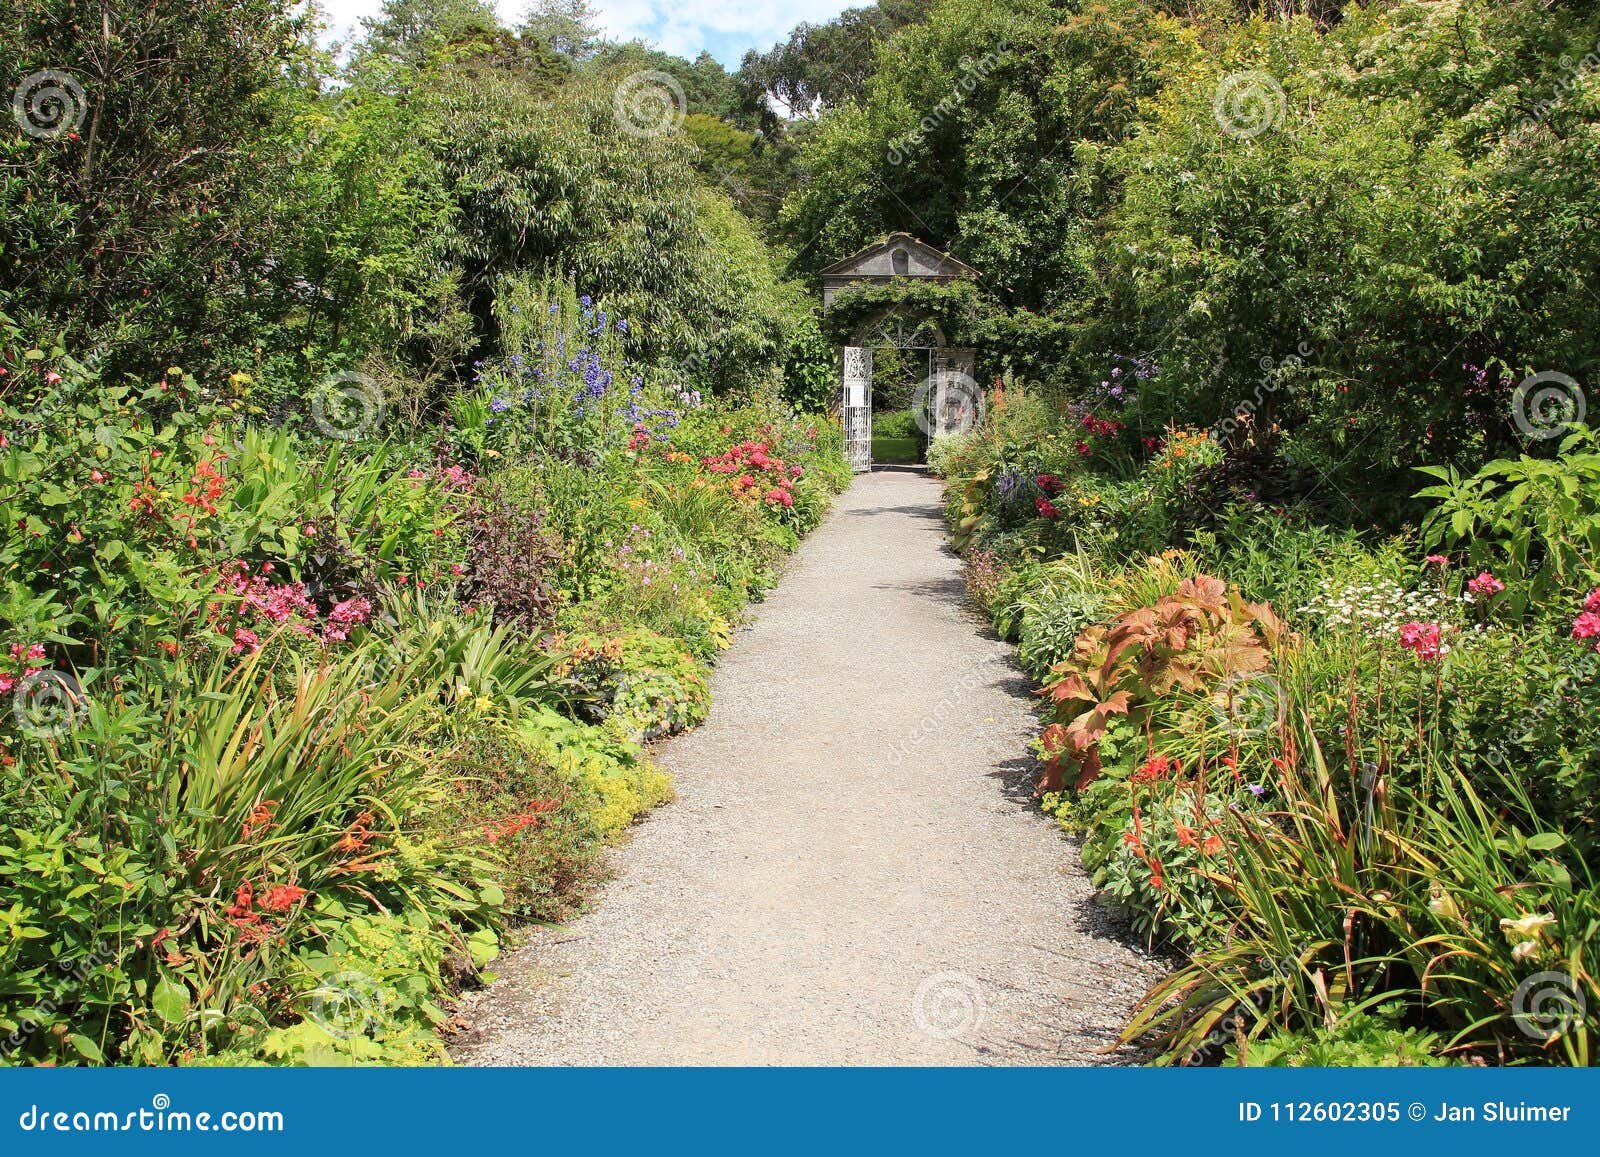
[824,0,1600,1066]
[782,0,1600,516]
[0,0,850,1066]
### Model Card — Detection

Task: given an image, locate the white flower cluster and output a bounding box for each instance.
[1295,577,1452,637]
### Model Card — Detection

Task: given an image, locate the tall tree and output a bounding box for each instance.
[0,0,305,377]
[518,0,599,61]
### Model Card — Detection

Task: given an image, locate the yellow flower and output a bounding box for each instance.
[1499,913,1556,940]
[1427,884,1461,921]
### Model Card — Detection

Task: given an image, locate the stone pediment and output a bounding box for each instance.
[818,232,978,281]
[819,233,977,309]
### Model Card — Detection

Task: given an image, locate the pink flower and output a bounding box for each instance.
[1424,554,1448,567]
[1466,571,1505,597]
[1584,587,1600,614]
[1572,610,1600,650]
[230,628,261,655]
[327,597,371,625]
[1398,621,1443,660]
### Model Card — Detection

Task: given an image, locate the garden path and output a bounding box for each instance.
[453,468,1160,1065]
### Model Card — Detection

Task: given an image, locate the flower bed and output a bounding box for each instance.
[0,290,851,1066]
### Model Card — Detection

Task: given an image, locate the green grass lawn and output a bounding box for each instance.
[871,436,923,464]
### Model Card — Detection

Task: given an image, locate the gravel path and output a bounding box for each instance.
[452,468,1162,1065]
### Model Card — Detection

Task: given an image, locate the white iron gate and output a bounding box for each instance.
[841,345,873,472]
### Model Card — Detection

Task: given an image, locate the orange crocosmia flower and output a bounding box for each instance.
[241,799,277,841]
[260,885,307,913]
[1202,835,1224,855]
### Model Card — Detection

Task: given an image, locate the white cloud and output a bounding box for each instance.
[314,0,854,68]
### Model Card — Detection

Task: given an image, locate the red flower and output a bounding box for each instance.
[1035,497,1061,520]
[260,885,307,913]
[1074,440,1091,456]
[1131,754,1178,783]
[1035,473,1063,496]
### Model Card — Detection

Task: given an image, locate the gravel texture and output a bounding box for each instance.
[451,468,1162,1066]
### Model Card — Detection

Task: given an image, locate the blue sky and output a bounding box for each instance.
[316,0,855,69]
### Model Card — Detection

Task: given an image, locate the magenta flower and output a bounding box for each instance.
[1398,621,1443,660]
[1466,571,1505,597]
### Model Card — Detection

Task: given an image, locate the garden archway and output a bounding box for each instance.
[819,234,980,471]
